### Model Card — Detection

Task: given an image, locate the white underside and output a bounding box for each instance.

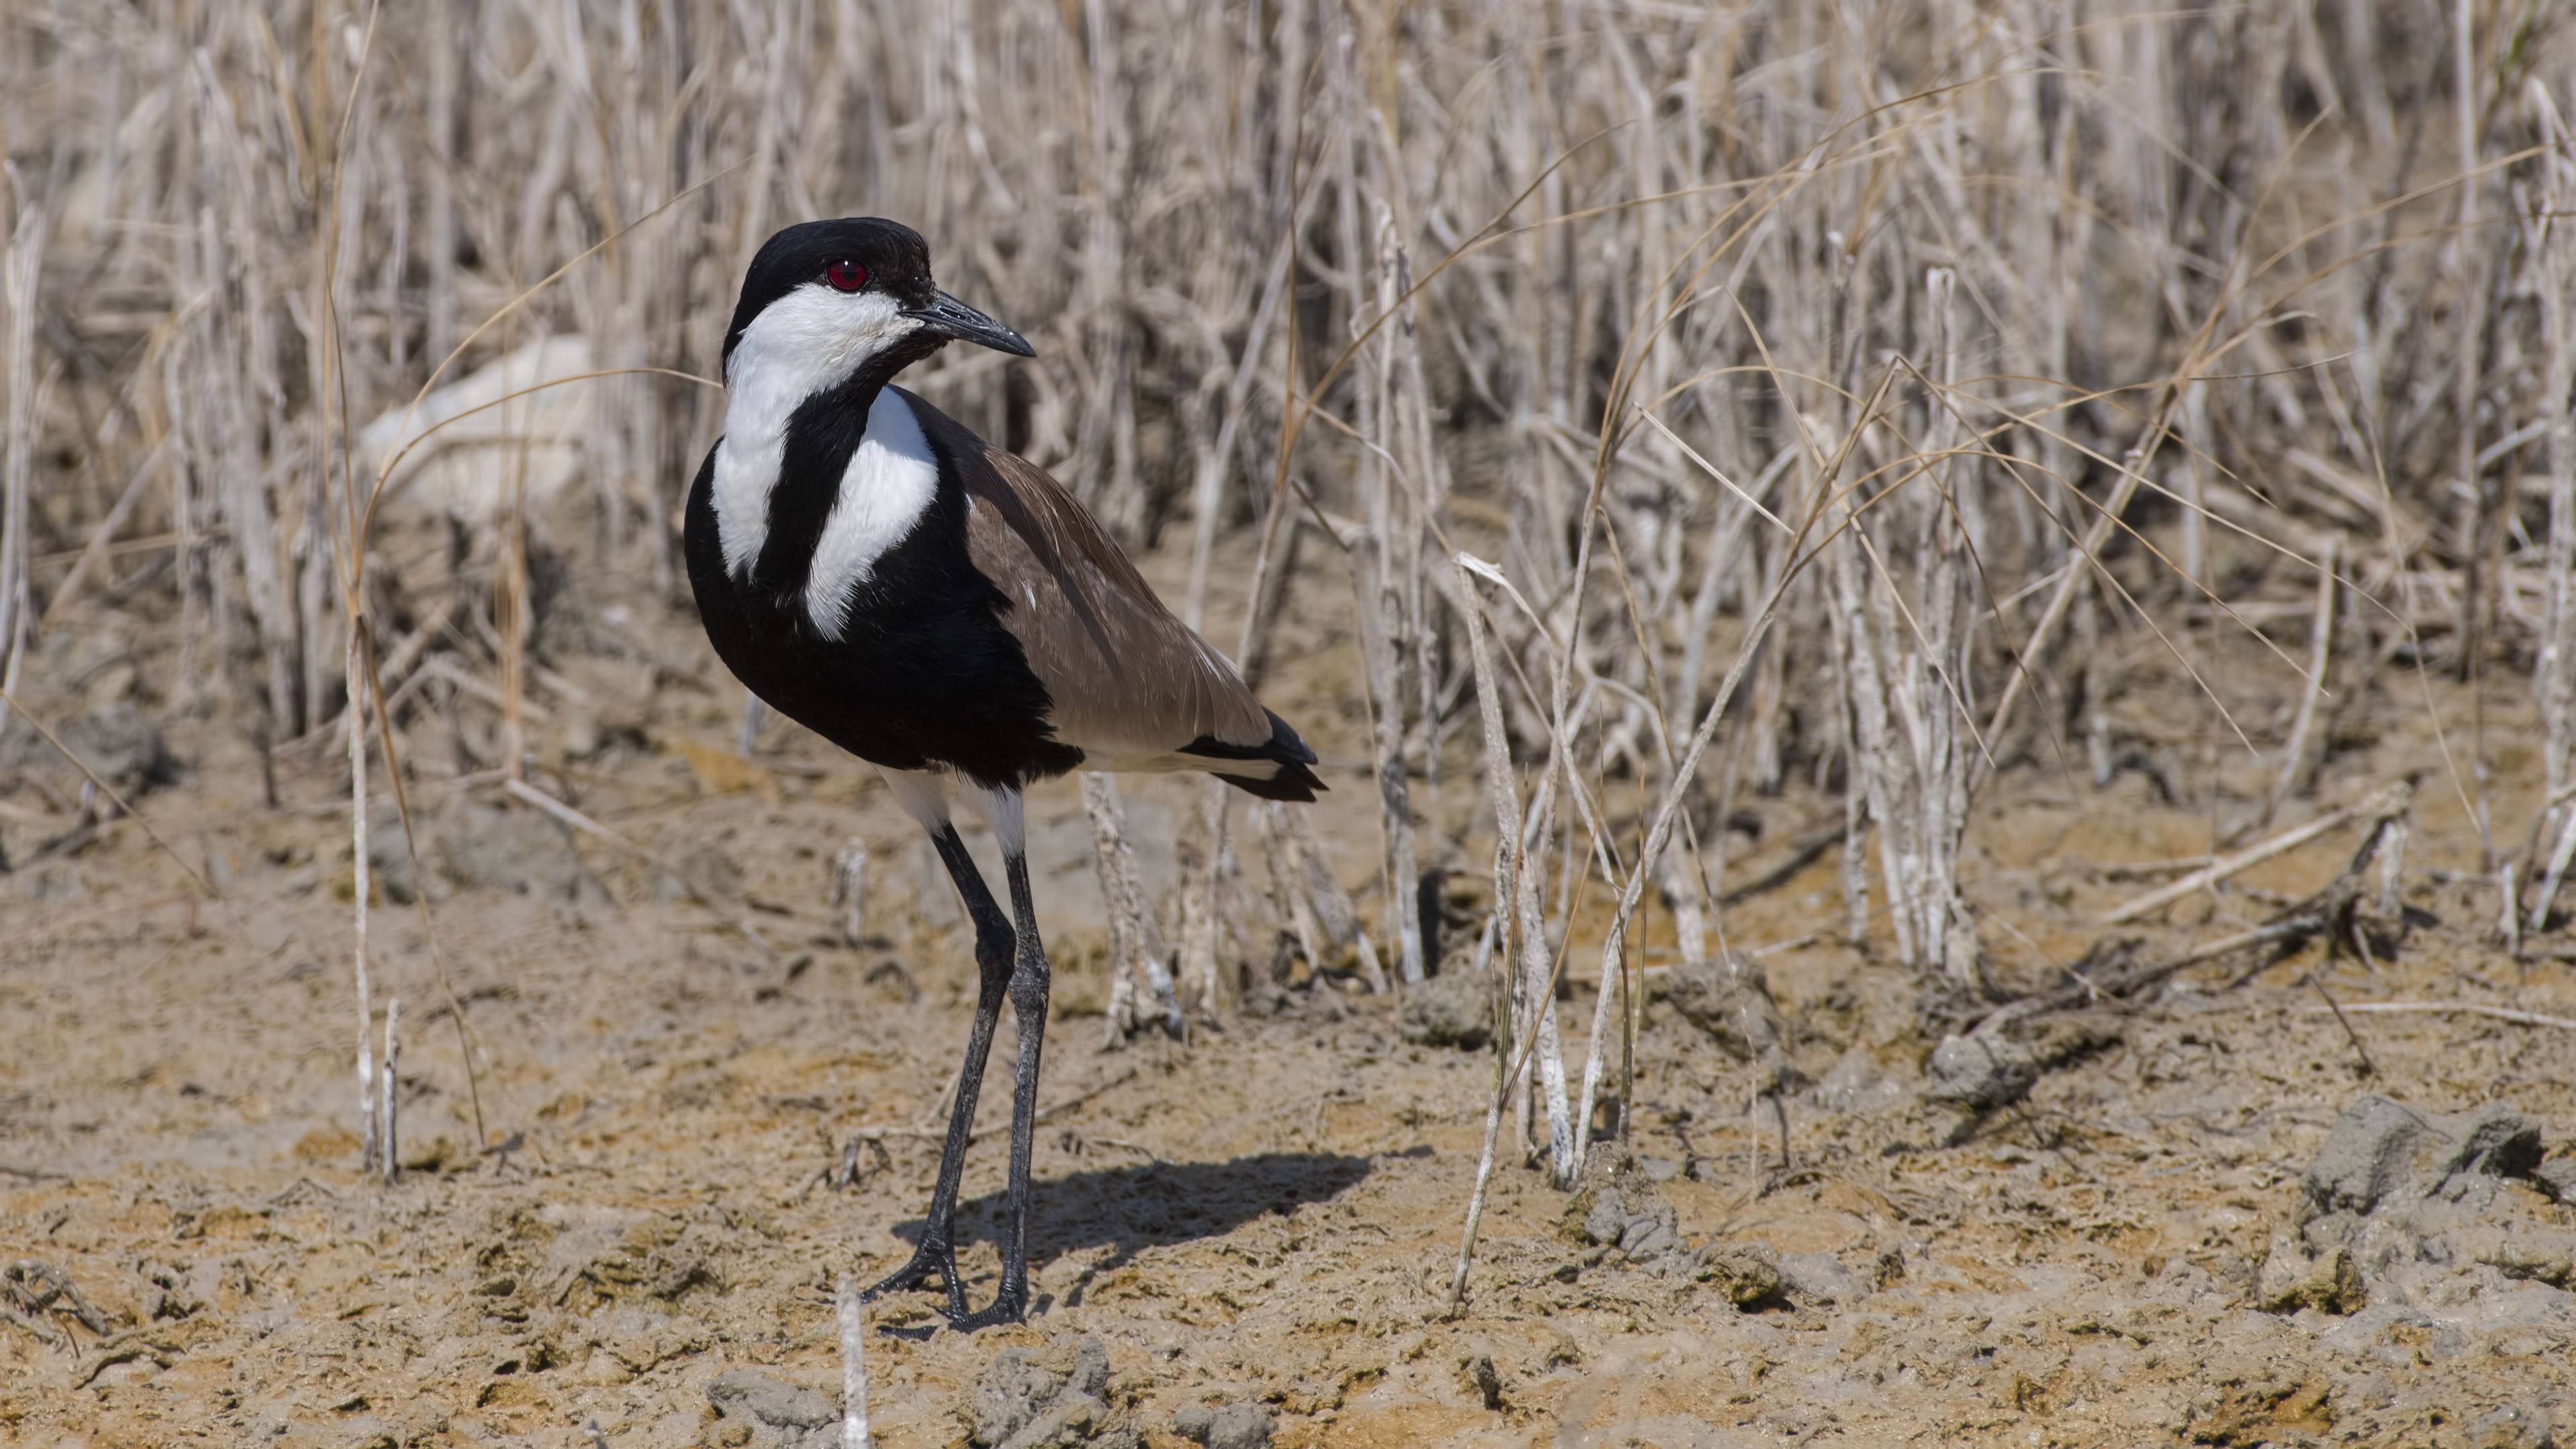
[880,765,1028,857]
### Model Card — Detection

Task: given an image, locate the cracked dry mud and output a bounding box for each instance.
[5,562,2575,1448]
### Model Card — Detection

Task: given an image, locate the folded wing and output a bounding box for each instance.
[902,388,1320,800]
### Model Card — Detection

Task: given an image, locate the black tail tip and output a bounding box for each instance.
[1185,708,1327,802]
[1216,759,1328,803]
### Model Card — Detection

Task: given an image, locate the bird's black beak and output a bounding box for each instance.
[900,290,1036,358]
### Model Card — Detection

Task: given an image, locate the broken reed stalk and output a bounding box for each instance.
[836,1270,873,1449]
[1447,556,1533,1301]
[1256,802,1326,983]
[2100,784,2408,924]
[43,443,169,621]
[2533,80,2576,885]
[0,688,220,902]
[2308,975,2378,1077]
[1346,209,1424,985]
[1564,436,1834,1180]
[832,841,869,949]
[2259,537,2339,830]
[1453,555,1574,1186]
[380,997,400,1185]
[0,205,43,747]
[2302,1001,2576,1032]
[2532,805,2576,932]
[350,632,378,1175]
[1174,778,1232,1016]
[1831,268,1978,980]
[1080,773,1179,1042]
[1283,802,1387,993]
[2499,861,2522,957]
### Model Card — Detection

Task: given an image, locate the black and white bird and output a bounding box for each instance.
[684,217,1324,1331]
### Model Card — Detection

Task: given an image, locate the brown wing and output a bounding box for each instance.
[900,389,1274,761]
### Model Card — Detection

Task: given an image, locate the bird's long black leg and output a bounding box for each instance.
[943,843,1050,1332]
[862,822,1014,1318]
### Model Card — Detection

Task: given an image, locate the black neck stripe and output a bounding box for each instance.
[751,333,948,600]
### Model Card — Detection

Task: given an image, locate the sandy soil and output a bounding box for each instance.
[4,534,2574,1448]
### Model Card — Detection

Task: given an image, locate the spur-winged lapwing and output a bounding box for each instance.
[684,217,1324,1330]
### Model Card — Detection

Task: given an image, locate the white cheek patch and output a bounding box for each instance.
[802,389,939,639]
[710,286,915,578]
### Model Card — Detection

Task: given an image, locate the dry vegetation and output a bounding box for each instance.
[4,1,2576,1445]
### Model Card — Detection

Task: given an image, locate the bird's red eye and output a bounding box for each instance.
[824,259,867,292]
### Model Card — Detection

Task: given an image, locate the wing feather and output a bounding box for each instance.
[898,388,1274,759]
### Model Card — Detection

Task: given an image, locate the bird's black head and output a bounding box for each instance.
[720,217,1033,379]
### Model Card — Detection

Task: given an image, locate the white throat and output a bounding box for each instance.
[708,286,916,581]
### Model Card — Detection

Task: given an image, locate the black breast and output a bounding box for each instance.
[682,444,1085,789]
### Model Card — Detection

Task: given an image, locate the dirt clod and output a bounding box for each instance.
[2465,1403,2555,1449]
[2461,1226,2576,1287]
[1395,971,1490,1050]
[5,701,177,797]
[707,1368,837,1447]
[1169,1402,1272,1449]
[1924,1032,2039,1112]
[969,1333,1120,1448]
[2255,1236,2365,1314]
[1694,1240,1784,1308]
[375,797,588,902]
[1777,1250,1863,1305]
[1562,1153,1687,1268]
[1654,956,1785,1061]
[1459,1353,1504,1411]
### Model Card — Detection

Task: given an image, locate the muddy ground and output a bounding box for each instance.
[3,528,2574,1448]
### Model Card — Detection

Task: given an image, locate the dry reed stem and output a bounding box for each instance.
[831,841,869,951]
[2259,539,2341,831]
[2102,784,2412,925]
[1454,554,1574,1184]
[379,996,400,1186]
[0,205,44,746]
[347,630,376,1174]
[836,1270,873,1449]
[1081,773,1179,1042]
[2304,1002,2576,1032]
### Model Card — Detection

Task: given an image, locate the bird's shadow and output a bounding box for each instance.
[887,1151,1373,1306]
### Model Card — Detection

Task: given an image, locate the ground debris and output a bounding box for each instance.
[2255,1236,2365,1314]
[969,1332,1130,1448]
[1171,1402,1273,1449]
[2463,1403,2555,1449]
[2,702,177,797]
[1654,955,1786,1062]
[1693,1241,1784,1308]
[708,1368,838,1448]
[1776,1250,1864,1305]
[2,1260,107,1336]
[1560,1151,1688,1269]
[379,795,591,902]
[1924,1014,2123,1114]
[1395,971,1490,1050]
[2186,1377,2335,1446]
[2265,1092,2565,1318]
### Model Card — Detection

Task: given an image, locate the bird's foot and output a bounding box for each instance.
[939,1285,1028,1334]
[861,1242,967,1318]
